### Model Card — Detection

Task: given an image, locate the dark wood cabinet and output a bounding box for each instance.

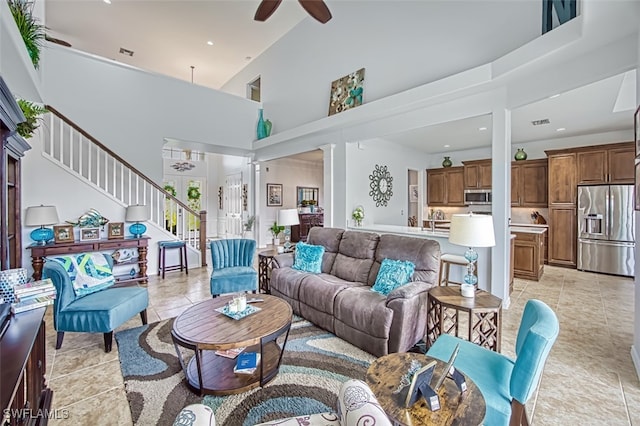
[291,213,323,242]
[511,159,548,207]
[576,143,634,184]
[427,167,464,206]
[463,159,492,189]
[547,153,576,205]
[512,230,545,281]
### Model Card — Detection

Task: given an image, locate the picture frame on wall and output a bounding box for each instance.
[635,105,640,158]
[107,222,124,239]
[409,185,419,202]
[267,183,283,207]
[53,225,74,243]
[79,227,101,242]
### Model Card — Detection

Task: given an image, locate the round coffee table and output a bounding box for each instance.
[366,352,485,426]
[171,294,293,396]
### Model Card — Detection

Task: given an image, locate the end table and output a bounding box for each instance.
[426,286,502,352]
[258,247,279,294]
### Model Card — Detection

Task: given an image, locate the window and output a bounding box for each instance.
[248,76,261,102]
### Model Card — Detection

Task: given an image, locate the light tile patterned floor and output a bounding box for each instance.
[44,265,639,425]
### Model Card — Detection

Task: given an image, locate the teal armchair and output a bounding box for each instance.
[427,299,559,426]
[42,254,149,353]
[209,239,258,296]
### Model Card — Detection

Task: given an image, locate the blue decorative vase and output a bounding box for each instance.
[129,222,147,238]
[30,227,54,245]
[257,109,267,140]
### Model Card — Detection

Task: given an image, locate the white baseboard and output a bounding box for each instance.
[631,345,640,380]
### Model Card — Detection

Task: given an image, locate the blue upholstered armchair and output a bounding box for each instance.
[209,239,258,296]
[427,299,559,426]
[42,254,149,353]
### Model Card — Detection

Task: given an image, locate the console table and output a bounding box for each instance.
[28,237,149,284]
[1,307,53,426]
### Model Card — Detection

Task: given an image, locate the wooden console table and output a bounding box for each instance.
[28,237,149,284]
[1,307,53,426]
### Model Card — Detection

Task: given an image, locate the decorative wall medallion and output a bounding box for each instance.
[369,164,393,207]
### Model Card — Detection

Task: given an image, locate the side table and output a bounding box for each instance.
[426,286,502,352]
[258,247,278,294]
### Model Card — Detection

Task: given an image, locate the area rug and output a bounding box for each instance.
[115,317,376,426]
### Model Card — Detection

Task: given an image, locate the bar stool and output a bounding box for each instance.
[158,240,188,279]
[439,253,476,286]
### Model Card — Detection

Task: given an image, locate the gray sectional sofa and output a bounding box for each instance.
[271,227,441,357]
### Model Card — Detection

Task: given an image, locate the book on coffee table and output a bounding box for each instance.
[215,347,245,359]
[233,352,261,374]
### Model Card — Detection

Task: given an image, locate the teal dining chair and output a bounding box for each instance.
[209,239,258,297]
[427,299,559,426]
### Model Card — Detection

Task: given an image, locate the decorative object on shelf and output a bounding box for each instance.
[442,156,453,168]
[448,213,496,297]
[266,183,283,207]
[530,211,547,224]
[8,0,45,69]
[170,161,195,172]
[269,221,285,246]
[218,186,224,210]
[328,68,365,116]
[278,209,299,251]
[125,204,149,238]
[242,184,248,211]
[79,227,100,241]
[25,205,59,245]
[67,208,109,228]
[409,184,419,202]
[369,164,394,207]
[53,224,74,243]
[352,206,364,227]
[257,108,267,140]
[264,119,273,137]
[108,222,125,240]
[514,148,528,161]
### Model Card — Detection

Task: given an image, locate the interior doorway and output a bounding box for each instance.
[407,169,419,227]
[225,172,243,237]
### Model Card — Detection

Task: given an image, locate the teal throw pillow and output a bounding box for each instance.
[48,253,115,297]
[371,258,416,296]
[292,241,325,274]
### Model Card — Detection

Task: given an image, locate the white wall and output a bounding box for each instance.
[42,45,259,183]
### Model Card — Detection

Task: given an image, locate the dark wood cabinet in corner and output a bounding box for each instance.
[291,213,324,242]
[576,143,634,184]
[1,307,53,426]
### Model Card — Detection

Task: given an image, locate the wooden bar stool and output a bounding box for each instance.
[439,253,475,286]
[158,240,188,279]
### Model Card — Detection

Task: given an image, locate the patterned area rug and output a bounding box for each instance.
[115,317,376,426]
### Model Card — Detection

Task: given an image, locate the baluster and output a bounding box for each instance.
[79,134,83,179]
[48,114,54,156]
[96,146,100,188]
[69,126,74,172]
[112,157,116,197]
[59,119,64,163]
[120,162,124,202]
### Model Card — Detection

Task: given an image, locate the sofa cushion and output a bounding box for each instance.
[334,287,393,339]
[307,227,345,273]
[293,241,325,273]
[48,253,115,298]
[371,258,415,296]
[299,273,364,315]
[368,234,440,286]
[331,231,379,283]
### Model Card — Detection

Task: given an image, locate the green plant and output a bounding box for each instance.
[187,186,201,201]
[269,222,284,238]
[164,184,177,197]
[8,0,45,69]
[243,215,256,231]
[16,99,46,139]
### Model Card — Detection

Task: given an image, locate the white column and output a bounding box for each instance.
[320,144,335,227]
[491,95,512,307]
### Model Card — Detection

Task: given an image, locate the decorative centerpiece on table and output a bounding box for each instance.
[352,206,364,227]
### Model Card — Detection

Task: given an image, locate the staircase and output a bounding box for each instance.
[42,106,207,267]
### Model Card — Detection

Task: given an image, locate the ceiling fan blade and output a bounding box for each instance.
[254,0,283,21]
[299,0,332,23]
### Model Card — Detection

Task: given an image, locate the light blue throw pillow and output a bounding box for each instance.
[48,253,115,297]
[371,258,416,296]
[292,241,325,274]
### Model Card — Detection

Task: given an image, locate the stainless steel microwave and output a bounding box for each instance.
[464,189,492,205]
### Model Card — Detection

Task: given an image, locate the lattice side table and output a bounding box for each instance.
[426,286,502,352]
[258,248,278,294]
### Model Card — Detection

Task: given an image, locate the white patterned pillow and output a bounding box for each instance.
[338,379,392,426]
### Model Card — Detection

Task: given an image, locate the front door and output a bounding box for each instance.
[226,173,243,237]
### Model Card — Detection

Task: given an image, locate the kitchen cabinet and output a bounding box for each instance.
[463,159,492,189]
[291,213,324,242]
[512,229,546,281]
[427,167,464,206]
[511,159,548,207]
[547,153,576,205]
[576,143,634,184]
[548,207,576,266]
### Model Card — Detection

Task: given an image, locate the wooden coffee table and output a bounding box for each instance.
[366,352,485,426]
[171,294,293,396]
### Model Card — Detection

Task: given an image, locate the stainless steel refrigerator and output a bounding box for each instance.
[577,184,635,276]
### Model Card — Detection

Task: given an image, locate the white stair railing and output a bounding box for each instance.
[42,106,207,266]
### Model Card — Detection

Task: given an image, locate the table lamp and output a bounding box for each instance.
[125,205,149,238]
[448,213,496,297]
[25,205,59,245]
[278,208,300,252]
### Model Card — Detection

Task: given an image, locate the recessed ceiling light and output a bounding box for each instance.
[556,127,566,132]
[103,0,111,4]
[207,41,213,46]
[478,127,487,131]
[549,94,560,99]
[444,144,450,148]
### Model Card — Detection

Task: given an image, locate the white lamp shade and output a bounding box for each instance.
[125,205,150,222]
[25,205,59,226]
[449,214,496,247]
[278,209,300,226]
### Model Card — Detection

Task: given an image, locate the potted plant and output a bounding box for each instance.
[243,215,255,238]
[16,99,47,139]
[8,0,45,69]
[269,221,284,246]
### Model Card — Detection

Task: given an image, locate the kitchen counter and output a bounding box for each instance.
[510,222,548,228]
[510,226,548,234]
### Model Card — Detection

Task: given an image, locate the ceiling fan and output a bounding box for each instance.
[255,0,332,24]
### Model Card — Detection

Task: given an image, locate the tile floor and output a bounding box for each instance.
[44,265,639,425]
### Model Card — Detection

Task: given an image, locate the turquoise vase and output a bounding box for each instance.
[264,119,272,137]
[257,109,267,140]
[514,148,527,161]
